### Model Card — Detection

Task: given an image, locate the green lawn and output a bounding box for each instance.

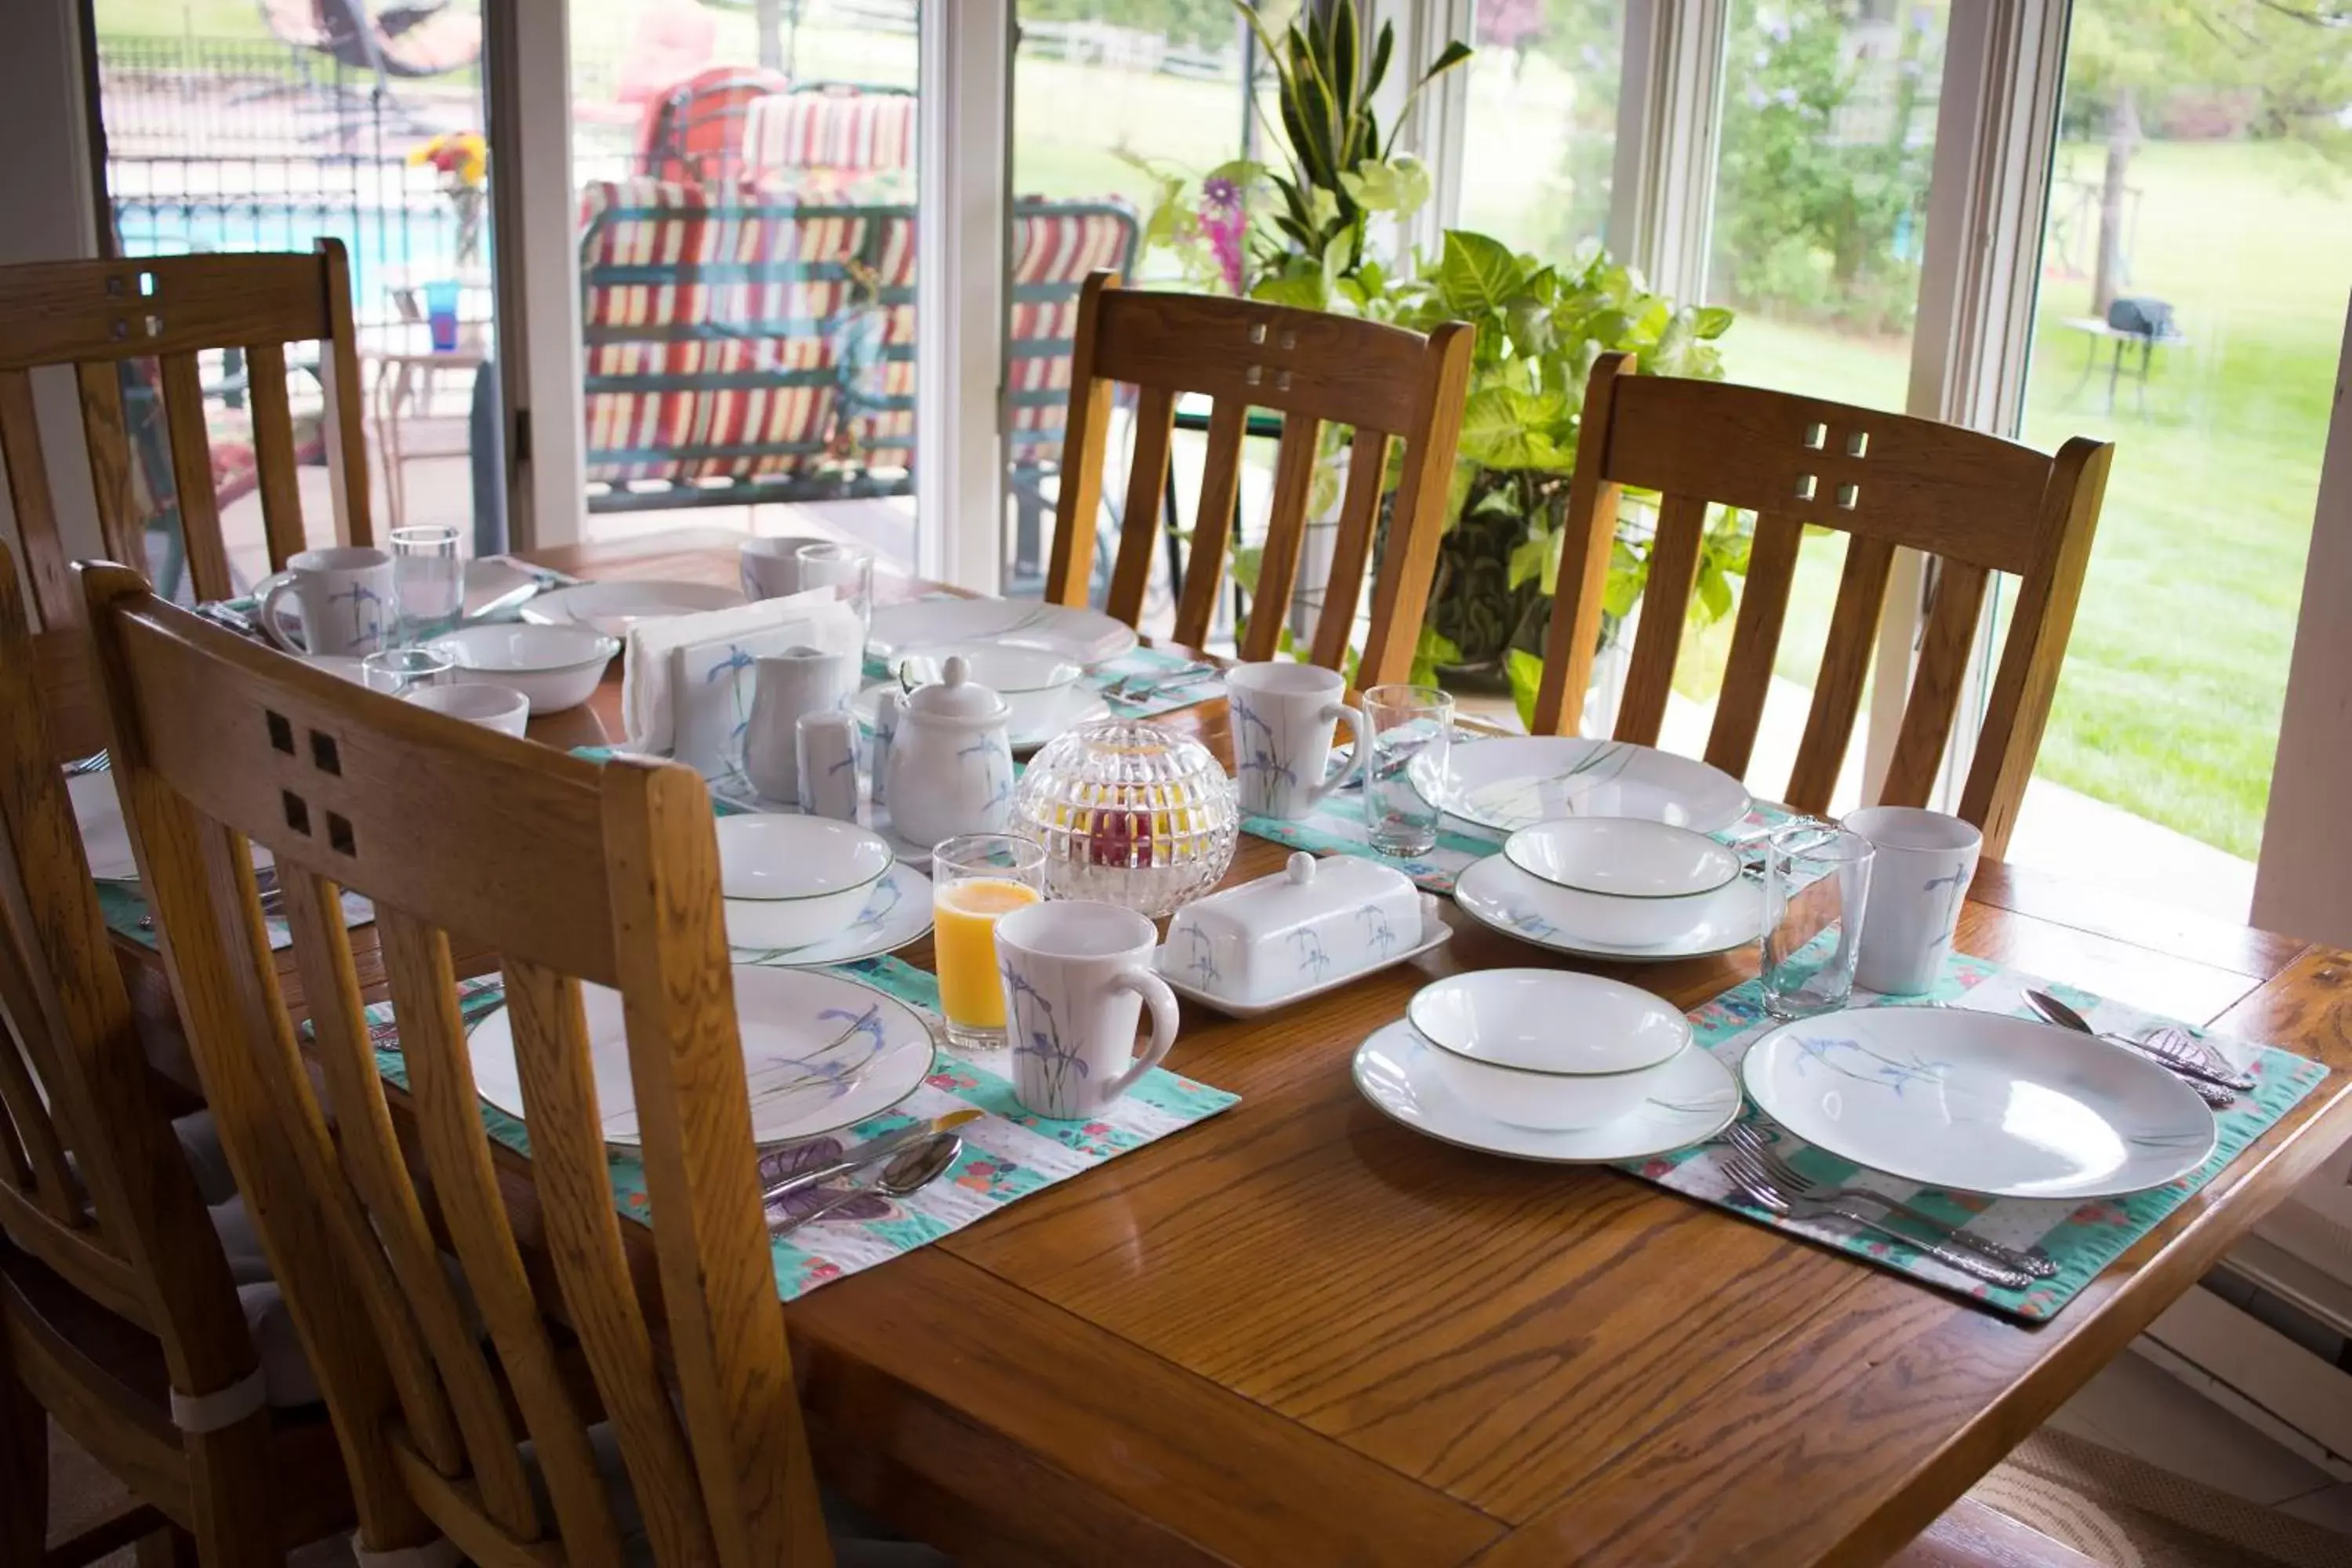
[1706,139,2349,860]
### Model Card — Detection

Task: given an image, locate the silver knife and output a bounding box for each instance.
[2024,989,2245,1099]
[760,1106,982,1203]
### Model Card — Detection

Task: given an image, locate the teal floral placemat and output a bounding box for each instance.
[364,957,1237,1303]
[1643,954,2329,1322]
[95,873,373,954]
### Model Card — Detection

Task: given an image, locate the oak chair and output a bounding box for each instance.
[78,560,847,1565]
[1534,352,2112,859]
[1044,269,1474,688]
[0,541,351,1567]
[0,243,373,629]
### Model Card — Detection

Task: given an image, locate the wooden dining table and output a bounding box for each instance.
[114,527,2352,1566]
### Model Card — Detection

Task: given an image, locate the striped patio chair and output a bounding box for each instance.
[741,83,918,195]
[632,64,789,187]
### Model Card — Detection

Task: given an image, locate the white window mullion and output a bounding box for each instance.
[916,0,1011,593]
[1614,0,1727,306]
[1869,0,2070,808]
[485,0,585,553]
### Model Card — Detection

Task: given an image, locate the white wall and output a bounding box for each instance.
[2252,295,2352,947]
[0,0,106,611]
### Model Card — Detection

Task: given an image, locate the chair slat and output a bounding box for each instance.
[157,352,232,601]
[0,912,90,1229]
[1171,397,1247,650]
[1613,493,1711,745]
[1532,352,1633,736]
[318,241,375,550]
[1704,513,1805,779]
[1958,438,2114,855]
[1881,560,1993,810]
[1356,325,1473,691]
[1105,384,1176,628]
[275,869,477,1483]
[1043,272,1115,613]
[502,957,717,1567]
[0,369,71,628]
[243,342,309,572]
[1240,412,1323,662]
[379,909,616,1556]
[74,362,143,568]
[1785,535,1897,815]
[1306,428,1389,673]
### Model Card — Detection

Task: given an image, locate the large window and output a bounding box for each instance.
[567,1,923,571]
[86,0,498,578]
[1459,1,1625,256]
[1994,0,2352,913]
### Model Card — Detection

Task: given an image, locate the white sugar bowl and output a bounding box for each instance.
[1161,851,1430,1005]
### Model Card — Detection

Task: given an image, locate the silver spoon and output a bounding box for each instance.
[768,1132,961,1238]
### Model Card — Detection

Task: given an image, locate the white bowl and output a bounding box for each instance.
[1409,969,1691,1131]
[406,682,531,736]
[428,623,619,714]
[715,815,894,950]
[1500,818,1738,948]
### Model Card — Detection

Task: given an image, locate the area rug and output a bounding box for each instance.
[1973,1427,2352,1568]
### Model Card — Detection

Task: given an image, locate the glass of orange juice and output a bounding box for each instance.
[931,833,1047,1051]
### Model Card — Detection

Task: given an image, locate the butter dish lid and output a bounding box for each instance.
[1173,851,1415,932]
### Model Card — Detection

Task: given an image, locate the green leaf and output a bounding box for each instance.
[1602,537,1646,619]
[1338,156,1431,216]
[1365,19,1394,97]
[1416,39,1474,89]
[1506,533,1549,591]
[1432,230,1525,316]
[1454,386,1573,470]
[1693,554,1732,622]
[1693,304,1736,339]
[1506,648,1545,731]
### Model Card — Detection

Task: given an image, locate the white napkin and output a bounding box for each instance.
[622,589,863,758]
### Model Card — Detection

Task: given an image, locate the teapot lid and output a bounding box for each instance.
[902,654,1008,723]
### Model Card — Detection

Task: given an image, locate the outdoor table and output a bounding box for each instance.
[107,527,2352,1566]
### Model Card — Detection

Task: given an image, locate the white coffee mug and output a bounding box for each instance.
[795,710,861,820]
[257,546,394,659]
[738,534,834,601]
[406,682,531,737]
[1844,805,1983,995]
[994,900,1179,1121]
[1226,661,1366,819]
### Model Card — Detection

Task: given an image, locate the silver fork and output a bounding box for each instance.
[2140,1023,2257,1093]
[1722,1122,2056,1279]
[1719,1152,2034,1290]
[1107,663,1219,703]
[65,750,111,777]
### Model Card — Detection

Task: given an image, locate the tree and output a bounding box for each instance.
[2067,0,2352,313]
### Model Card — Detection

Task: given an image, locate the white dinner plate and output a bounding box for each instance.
[868,597,1138,665]
[70,770,136,881]
[1740,1007,2218,1199]
[1453,851,1766,963]
[852,678,1110,754]
[1412,736,1752,835]
[467,964,935,1148]
[1352,1019,1740,1163]
[521,580,743,637]
[731,863,936,967]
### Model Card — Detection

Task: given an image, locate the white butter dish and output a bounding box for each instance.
[1158,851,1445,1016]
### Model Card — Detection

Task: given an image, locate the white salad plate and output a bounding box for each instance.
[854,678,1109,754]
[1353,1019,1740,1163]
[1453,851,1766,963]
[1740,1007,2219,1200]
[731,862,936,967]
[868,597,1138,665]
[1153,903,1451,1018]
[467,964,935,1148]
[1412,736,1752,835]
[521,579,743,637]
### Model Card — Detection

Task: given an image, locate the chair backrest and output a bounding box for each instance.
[634,64,789,187]
[0,243,372,627]
[0,541,266,1465]
[1045,271,1474,687]
[742,86,917,187]
[1533,352,2112,858]
[578,178,877,493]
[78,562,831,1566]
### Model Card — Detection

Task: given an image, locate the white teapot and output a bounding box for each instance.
[886,655,1015,848]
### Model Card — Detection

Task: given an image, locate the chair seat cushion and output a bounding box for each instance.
[207,1194,321,1409]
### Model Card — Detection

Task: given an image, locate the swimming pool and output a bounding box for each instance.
[114,197,470,319]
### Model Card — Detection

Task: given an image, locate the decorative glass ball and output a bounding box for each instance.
[1011,718,1240,916]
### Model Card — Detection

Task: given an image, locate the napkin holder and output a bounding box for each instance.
[622,590,862,778]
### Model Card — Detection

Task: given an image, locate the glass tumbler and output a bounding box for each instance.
[390,524,463,643]
[931,833,1047,1052]
[361,645,456,698]
[1760,822,1877,1019]
[1362,684,1453,858]
[794,541,875,648]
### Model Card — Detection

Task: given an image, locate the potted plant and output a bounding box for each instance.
[1126,4,1748,719]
